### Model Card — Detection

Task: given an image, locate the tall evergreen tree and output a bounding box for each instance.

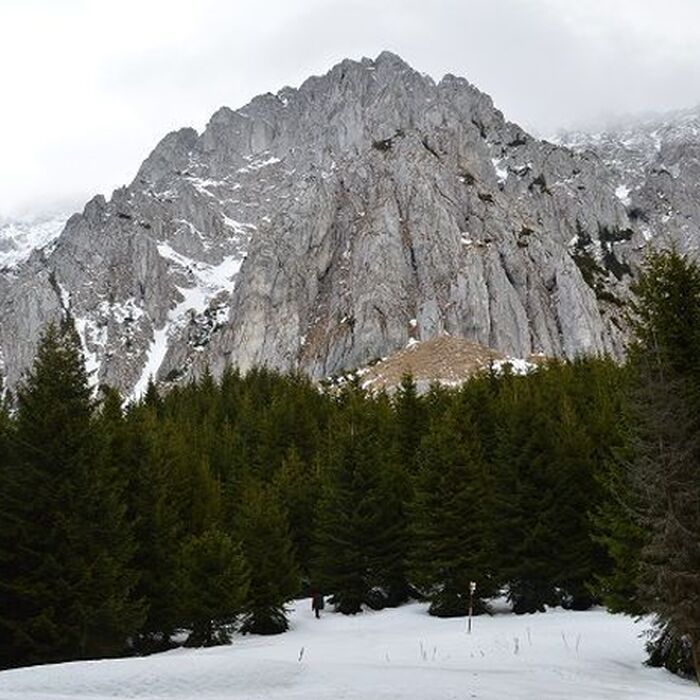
[313,445,373,614]
[313,384,406,613]
[623,251,700,681]
[272,447,320,579]
[547,397,603,609]
[0,322,143,668]
[236,479,300,634]
[393,374,425,474]
[494,378,565,613]
[410,396,497,617]
[124,407,188,652]
[592,388,645,615]
[367,392,412,607]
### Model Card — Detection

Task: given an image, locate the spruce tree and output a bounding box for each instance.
[0,322,143,667]
[124,407,187,652]
[272,447,320,579]
[236,479,300,634]
[369,393,412,607]
[593,483,646,615]
[313,451,372,614]
[393,373,425,474]
[410,396,497,617]
[313,384,404,613]
[624,251,700,681]
[547,397,603,609]
[179,529,250,646]
[493,379,562,614]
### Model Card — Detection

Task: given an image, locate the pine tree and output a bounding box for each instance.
[0,322,143,668]
[547,397,603,609]
[393,373,425,474]
[236,479,300,634]
[369,393,412,607]
[592,382,646,615]
[497,372,607,613]
[313,450,372,614]
[179,529,250,646]
[143,377,162,412]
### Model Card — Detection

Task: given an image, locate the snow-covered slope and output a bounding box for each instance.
[558,106,700,183]
[0,602,694,700]
[0,213,68,269]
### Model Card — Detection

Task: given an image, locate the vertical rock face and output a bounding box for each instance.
[0,52,674,394]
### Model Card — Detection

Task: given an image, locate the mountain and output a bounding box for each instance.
[0,52,680,396]
[0,213,69,270]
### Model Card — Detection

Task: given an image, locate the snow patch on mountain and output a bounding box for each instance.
[131,245,245,399]
[491,157,508,184]
[132,325,170,400]
[156,242,243,320]
[615,185,632,206]
[75,316,107,386]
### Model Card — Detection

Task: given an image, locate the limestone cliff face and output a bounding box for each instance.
[0,53,659,394]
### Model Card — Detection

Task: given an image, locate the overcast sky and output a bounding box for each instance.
[2,0,700,219]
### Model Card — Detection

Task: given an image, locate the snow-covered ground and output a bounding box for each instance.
[0,602,696,700]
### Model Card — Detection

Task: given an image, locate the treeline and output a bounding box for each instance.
[1,251,699,685]
[0,323,623,668]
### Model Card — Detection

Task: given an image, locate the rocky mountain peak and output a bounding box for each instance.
[137,127,199,184]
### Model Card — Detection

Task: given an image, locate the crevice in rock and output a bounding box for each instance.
[421,137,440,160]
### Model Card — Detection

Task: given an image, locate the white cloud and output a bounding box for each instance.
[1,0,699,217]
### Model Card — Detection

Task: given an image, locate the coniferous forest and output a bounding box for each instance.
[1,251,700,683]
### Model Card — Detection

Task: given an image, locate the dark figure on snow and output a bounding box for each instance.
[311,590,325,619]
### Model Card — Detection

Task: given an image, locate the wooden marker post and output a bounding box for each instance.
[468,581,476,634]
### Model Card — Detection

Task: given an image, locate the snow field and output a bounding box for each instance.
[0,602,696,700]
